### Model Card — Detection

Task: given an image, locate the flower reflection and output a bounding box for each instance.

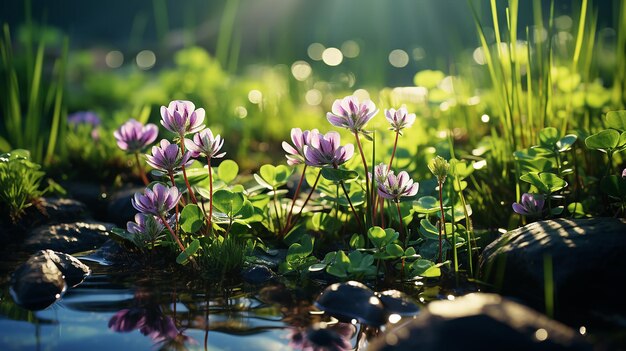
[287,322,355,351]
[109,304,194,347]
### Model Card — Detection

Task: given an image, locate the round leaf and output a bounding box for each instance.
[180,204,205,233]
[217,159,239,183]
[585,130,620,152]
[212,189,245,215]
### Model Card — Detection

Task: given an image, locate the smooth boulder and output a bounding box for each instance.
[480,218,626,320]
[10,250,90,310]
[369,293,590,351]
[24,220,114,254]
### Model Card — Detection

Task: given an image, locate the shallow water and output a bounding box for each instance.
[0,261,374,351]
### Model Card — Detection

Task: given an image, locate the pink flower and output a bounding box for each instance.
[304,131,354,167]
[160,100,205,136]
[145,139,193,174]
[114,119,158,152]
[326,95,378,134]
[512,193,545,217]
[282,128,319,166]
[385,106,416,134]
[184,128,226,159]
[377,170,419,202]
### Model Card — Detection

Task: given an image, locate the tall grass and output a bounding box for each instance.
[0,24,68,166]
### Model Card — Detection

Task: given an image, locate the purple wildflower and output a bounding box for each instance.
[326,95,378,134]
[512,193,545,217]
[377,170,419,202]
[385,106,416,134]
[184,128,226,159]
[304,131,354,167]
[622,168,626,178]
[67,111,101,127]
[160,100,205,136]
[145,139,193,174]
[131,183,181,216]
[370,163,390,185]
[282,128,319,166]
[127,213,166,238]
[114,119,159,153]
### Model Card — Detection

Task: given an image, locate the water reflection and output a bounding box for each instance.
[287,322,355,351]
[108,305,194,346]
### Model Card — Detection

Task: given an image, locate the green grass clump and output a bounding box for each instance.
[0,149,47,222]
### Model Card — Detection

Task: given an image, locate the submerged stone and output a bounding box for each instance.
[369,293,591,351]
[314,281,387,326]
[480,218,626,321]
[10,250,67,310]
[376,290,420,317]
[242,265,275,284]
[10,250,90,310]
[24,220,114,254]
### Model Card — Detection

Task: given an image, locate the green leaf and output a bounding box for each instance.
[111,228,136,243]
[413,196,439,214]
[601,175,626,200]
[585,129,620,152]
[212,189,245,215]
[180,204,205,233]
[257,164,293,189]
[325,251,350,278]
[321,168,359,183]
[449,159,474,179]
[385,243,404,258]
[176,239,200,265]
[606,110,626,131]
[350,234,365,249]
[419,219,440,240]
[567,202,587,219]
[217,160,239,183]
[520,172,567,194]
[556,134,577,152]
[539,127,560,149]
[368,226,398,248]
[287,235,314,262]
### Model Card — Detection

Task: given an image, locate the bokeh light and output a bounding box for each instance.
[105,50,124,68]
[136,50,156,70]
[307,43,325,61]
[291,60,312,81]
[389,49,409,68]
[341,40,360,58]
[322,47,343,66]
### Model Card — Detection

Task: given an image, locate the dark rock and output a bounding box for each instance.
[24,221,114,254]
[16,198,89,228]
[106,186,144,227]
[10,250,67,310]
[314,281,387,326]
[60,181,107,219]
[369,293,591,351]
[46,250,91,287]
[242,265,276,284]
[376,290,420,317]
[480,218,626,321]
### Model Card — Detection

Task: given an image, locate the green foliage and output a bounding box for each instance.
[0,150,49,222]
[199,236,255,275]
[180,204,205,233]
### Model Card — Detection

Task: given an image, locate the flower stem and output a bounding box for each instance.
[134,152,149,185]
[395,201,406,242]
[179,137,198,205]
[340,180,364,233]
[291,169,322,226]
[284,164,307,236]
[437,182,447,263]
[354,131,371,225]
[207,156,214,236]
[160,214,186,252]
[388,130,400,170]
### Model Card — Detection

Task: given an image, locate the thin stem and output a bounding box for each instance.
[179,136,198,205]
[181,164,198,204]
[207,156,214,236]
[293,169,322,221]
[339,180,363,232]
[395,201,406,242]
[388,130,400,170]
[160,214,186,252]
[354,131,371,225]
[437,181,447,263]
[285,164,307,233]
[272,189,283,234]
[134,152,149,185]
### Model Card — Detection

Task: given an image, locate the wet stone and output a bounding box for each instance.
[46,249,91,287]
[314,281,387,327]
[242,265,276,284]
[369,293,591,351]
[10,250,67,310]
[24,221,114,254]
[480,218,626,320]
